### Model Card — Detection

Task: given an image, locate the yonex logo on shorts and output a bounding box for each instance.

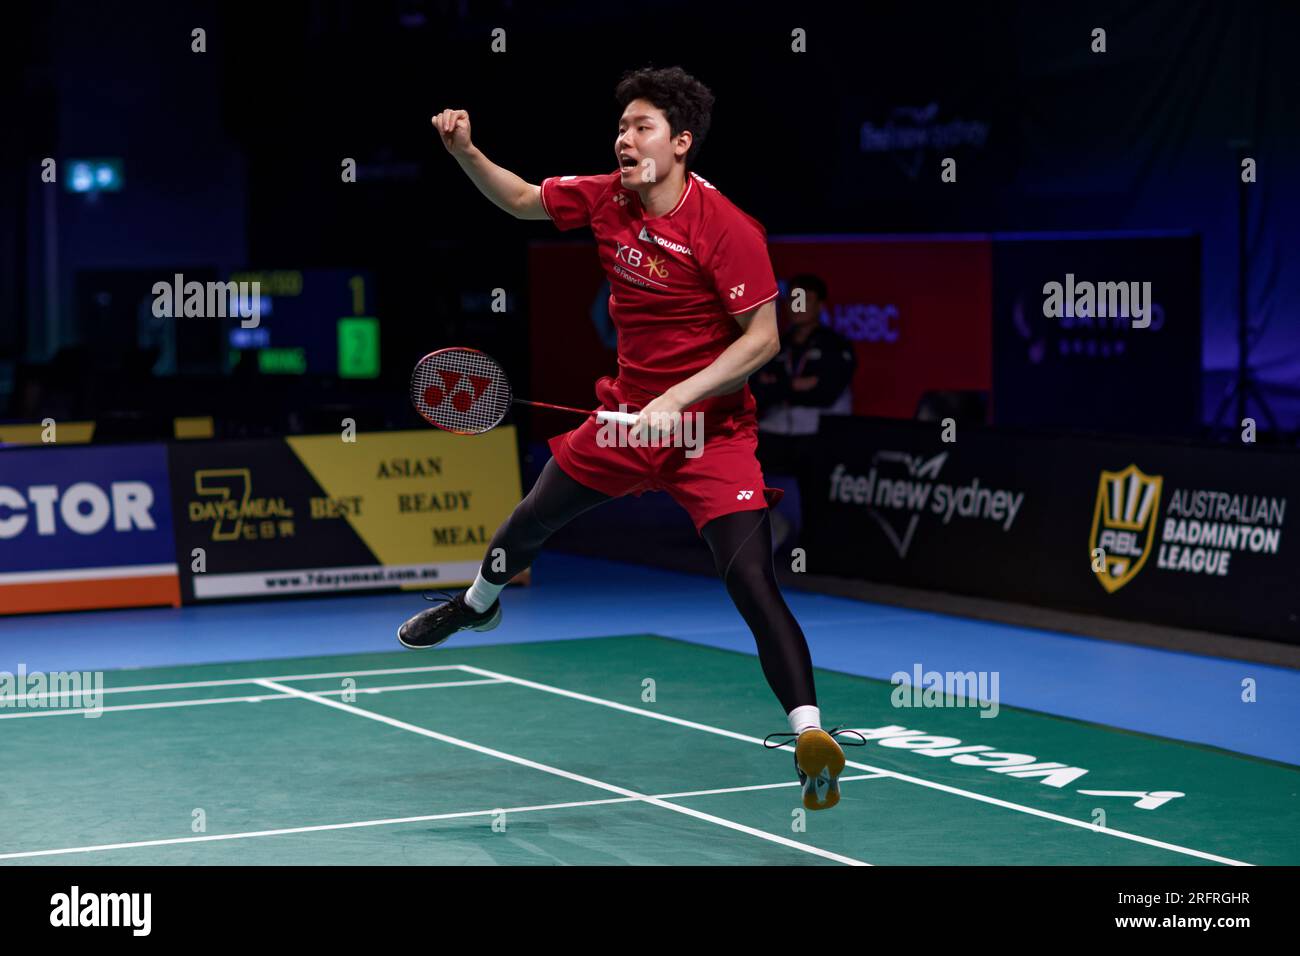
[736,489,754,500]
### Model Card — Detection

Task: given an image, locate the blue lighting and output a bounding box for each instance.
[64,158,123,193]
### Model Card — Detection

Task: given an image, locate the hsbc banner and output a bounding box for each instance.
[167,428,522,603]
[0,444,180,615]
[769,238,993,421]
[804,417,1299,644]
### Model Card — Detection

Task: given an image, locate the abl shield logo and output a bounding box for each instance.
[1090,464,1163,593]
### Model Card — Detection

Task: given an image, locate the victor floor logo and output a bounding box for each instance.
[1090,464,1163,593]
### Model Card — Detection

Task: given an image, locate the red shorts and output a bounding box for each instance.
[547,376,783,533]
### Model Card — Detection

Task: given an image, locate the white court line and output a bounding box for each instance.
[5,664,471,706]
[0,774,883,862]
[0,679,505,720]
[254,678,869,866]
[454,663,1253,867]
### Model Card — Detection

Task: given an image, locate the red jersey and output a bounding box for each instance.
[539,170,779,399]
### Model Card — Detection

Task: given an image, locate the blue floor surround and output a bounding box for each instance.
[2,552,1296,766]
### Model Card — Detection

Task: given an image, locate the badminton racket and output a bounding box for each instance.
[410,346,639,435]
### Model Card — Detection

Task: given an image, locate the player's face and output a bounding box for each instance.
[616,100,681,187]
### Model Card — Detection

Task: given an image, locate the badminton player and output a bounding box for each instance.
[403,66,859,810]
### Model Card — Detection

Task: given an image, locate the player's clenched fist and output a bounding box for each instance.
[432,108,472,155]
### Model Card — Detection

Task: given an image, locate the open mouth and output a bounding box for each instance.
[619,155,638,170]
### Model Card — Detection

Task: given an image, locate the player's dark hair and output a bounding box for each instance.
[788,273,828,302]
[615,66,715,166]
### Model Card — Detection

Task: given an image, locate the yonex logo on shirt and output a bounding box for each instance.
[729,284,746,299]
[736,490,754,500]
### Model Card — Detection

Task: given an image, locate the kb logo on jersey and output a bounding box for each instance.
[616,242,643,267]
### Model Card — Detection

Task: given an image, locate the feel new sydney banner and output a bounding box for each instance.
[802,416,1299,644]
[167,428,522,603]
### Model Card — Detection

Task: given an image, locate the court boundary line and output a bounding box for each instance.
[6,664,473,706]
[0,678,507,720]
[0,774,884,862]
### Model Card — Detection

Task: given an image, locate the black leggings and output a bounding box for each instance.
[481,458,817,713]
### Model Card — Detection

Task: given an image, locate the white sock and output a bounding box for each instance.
[788,705,821,737]
[464,571,504,612]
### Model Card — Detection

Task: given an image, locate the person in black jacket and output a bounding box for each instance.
[751,274,856,546]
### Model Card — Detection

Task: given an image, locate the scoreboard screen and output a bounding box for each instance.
[224,269,378,378]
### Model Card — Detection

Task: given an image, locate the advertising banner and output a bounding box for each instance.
[804,417,1298,644]
[0,444,180,614]
[992,234,1202,434]
[168,428,522,602]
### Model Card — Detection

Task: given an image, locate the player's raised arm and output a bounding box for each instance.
[432,108,548,220]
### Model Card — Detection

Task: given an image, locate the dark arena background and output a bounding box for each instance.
[0,0,1296,933]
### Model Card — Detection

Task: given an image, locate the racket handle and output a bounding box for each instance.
[595,410,640,426]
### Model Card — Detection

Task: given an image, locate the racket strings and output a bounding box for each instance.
[411,348,512,434]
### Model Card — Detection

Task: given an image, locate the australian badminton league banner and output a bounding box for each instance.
[166,428,523,602]
[0,443,181,614]
[803,416,1300,644]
